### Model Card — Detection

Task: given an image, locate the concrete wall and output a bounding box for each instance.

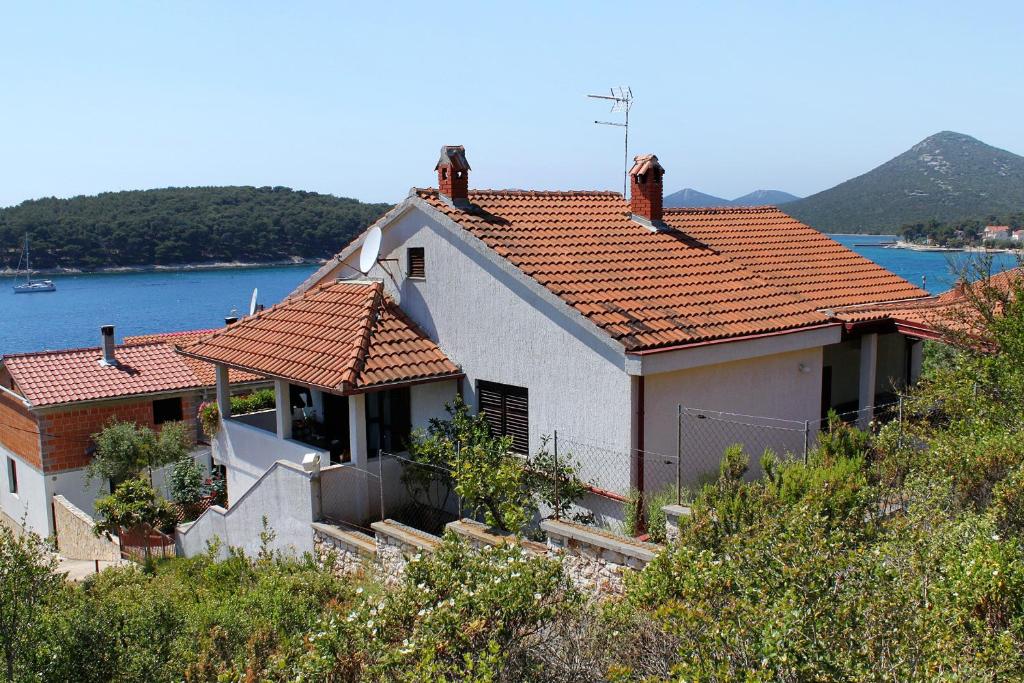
[410,379,458,427]
[176,460,317,559]
[52,494,120,561]
[877,333,908,395]
[320,207,635,462]
[215,417,328,504]
[824,333,910,411]
[643,347,823,486]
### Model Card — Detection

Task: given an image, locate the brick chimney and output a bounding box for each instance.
[628,154,665,226]
[99,325,117,366]
[435,145,471,206]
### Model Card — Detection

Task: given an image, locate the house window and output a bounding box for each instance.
[365,387,411,456]
[477,380,529,454]
[407,247,425,279]
[153,397,183,424]
[6,457,17,495]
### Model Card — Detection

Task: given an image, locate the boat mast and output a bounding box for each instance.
[24,235,31,284]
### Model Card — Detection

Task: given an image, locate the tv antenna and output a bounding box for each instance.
[588,86,633,196]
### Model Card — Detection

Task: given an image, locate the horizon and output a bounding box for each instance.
[3,2,1023,208]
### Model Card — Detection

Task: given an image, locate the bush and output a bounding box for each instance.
[167,455,204,509]
[93,478,176,538]
[230,388,275,415]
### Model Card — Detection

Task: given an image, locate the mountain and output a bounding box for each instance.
[731,190,800,206]
[664,188,730,208]
[664,188,800,208]
[0,187,391,270]
[784,131,1024,233]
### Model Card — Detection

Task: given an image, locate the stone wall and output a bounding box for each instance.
[540,518,661,596]
[312,522,376,576]
[52,494,121,561]
[445,519,547,555]
[371,519,441,586]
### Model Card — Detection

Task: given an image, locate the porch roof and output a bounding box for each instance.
[177,280,462,394]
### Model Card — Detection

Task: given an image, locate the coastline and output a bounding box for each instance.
[0,257,326,278]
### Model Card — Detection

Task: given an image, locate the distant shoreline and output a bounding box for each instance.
[0,257,327,278]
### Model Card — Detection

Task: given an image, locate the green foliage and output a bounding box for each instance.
[0,525,64,682]
[87,419,193,484]
[406,397,589,534]
[230,388,275,415]
[0,186,391,269]
[197,401,219,440]
[167,455,204,508]
[93,477,176,538]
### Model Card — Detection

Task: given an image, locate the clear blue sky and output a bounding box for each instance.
[2,1,1022,207]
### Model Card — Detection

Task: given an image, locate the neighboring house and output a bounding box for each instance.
[1012,230,1024,242]
[0,326,265,536]
[181,145,933,523]
[985,225,1011,241]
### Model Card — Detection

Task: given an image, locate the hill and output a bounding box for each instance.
[731,189,799,206]
[0,186,391,270]
[664,188,800,208]
[784,131,1024,233]
[664,188,730,208]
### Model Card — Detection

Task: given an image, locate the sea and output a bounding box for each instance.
[0,234,1019,356]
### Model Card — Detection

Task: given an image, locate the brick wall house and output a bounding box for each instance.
[0,326,263,537]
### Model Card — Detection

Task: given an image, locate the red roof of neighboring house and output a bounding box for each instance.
[124,330,266,386]
[179,280,461,392]
[415,190,924,350]
[2,342,203,407]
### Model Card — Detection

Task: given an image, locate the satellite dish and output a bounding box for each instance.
[249,288,259,316]
[359,226,382,274]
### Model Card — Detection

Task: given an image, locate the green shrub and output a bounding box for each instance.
[230,388,276,415]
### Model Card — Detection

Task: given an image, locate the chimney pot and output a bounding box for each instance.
[628,154,666,226]
[99,325,117,366]
[435,145,471,205]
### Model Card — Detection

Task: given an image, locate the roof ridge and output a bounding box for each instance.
[663,206,783,214]
[342,281,384,391]
[415,187,624,198]
[3,341,170,360]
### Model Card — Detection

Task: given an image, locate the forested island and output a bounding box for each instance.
[0,187,391,271]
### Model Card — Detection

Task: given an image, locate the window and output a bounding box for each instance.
[153,397,183,424]
[365,387,411,456]
[477,380,529,453]
[6,457,17,495]
[407,247,425,279]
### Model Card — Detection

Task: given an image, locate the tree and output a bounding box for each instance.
[87,420,192,485]
[0,525,63,682]
[405,398,589,533]
[167,455,204,509]
[93,478,176,542]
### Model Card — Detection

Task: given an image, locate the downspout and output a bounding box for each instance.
[636,375,646,533]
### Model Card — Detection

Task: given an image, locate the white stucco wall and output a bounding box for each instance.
[176,460,317,559]
[876,333,908,395]
[0,447,49,535]
[410,379,458,426]
[643,347,824,488]
[322,207,635,460]
[215,418,328,505]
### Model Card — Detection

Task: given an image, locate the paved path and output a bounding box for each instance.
[55,556,130,582]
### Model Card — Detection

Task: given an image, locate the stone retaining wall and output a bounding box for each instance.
[53,495,121,561]
[445,519,547,555]
[662,504,691,544]
[312,522,376,576]
[540,518,662,596]
[371,519,442,586]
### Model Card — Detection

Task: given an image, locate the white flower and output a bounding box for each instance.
[417,582,427,591]
[417,608,426,617]
[356,587,364,594]
[367,620,374,628]
[534,593,542,601]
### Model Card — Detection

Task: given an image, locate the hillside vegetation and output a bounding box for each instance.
[786,131,1024,233]
[0,186,391,270]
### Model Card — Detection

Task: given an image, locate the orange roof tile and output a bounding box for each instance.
[661,207,928,309]
[2,343,203,407]
[125,329,266,386]
[417,190,844,350]
[179,280,461,392]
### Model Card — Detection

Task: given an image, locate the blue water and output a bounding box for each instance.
[0,237,1019,355]
[0,265,317,355]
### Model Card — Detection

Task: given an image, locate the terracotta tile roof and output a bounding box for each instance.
[2,343,203,407]
[124,330,266,386]
[661,207,929,309]
[179,280,461,392]
[417,189,838,350]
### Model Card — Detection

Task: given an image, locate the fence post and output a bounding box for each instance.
[803,420,809,465]
[676,405,683,505]
[553,430,560,520]
[378,451,385,521]
[897,395,904,450]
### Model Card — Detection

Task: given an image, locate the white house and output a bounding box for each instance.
[181,146,933,524]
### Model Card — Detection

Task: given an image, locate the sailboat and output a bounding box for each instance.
[12,235,56,293]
